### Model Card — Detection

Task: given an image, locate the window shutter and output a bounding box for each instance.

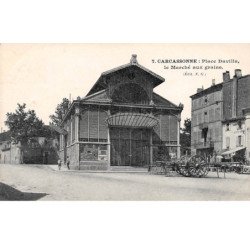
[89,109,99,139]
[99,110,108,140]
[79,111,88,140]
[169,116,177,141]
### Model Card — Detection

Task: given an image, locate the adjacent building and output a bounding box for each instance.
[221,70,250,163]
[58,55,183,170]
[190,81,223,156]
[0,129,59,165]
[190,69,250,164]
[0,131,21,164]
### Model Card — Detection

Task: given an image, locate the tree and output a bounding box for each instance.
[5,104,45,144]
[180,118,191,155]
[183,118,191,135]
[5,103,52,163]
[49,98,70,126]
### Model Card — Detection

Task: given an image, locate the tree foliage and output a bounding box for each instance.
[180,118,191,155]
[5,103,50,144]
[49,98,70,126]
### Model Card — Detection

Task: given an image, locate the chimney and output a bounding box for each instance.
[235,69,242,78]
[223,71,230,82]
[197,88,203,93]
[130,54,138,65]
[212,79,215,86]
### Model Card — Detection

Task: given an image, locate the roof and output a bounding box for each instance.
[152,92,179,108]
[221,146,246,156]
[0,131,11,142]
[49,125,68,135]
[86,55,165,96]
[82,89,111,103]
[106,112,159,128]
[190,82,223,99]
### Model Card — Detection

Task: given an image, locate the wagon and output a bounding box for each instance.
[149,155,209,178]
[148,154,248,178]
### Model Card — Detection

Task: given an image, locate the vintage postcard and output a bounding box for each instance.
[0,43,250,200]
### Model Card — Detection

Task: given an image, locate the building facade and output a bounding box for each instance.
[0,131,21,164]
[190,82,223,156]
[0,130,59,165]
[221,70,250,163]
[59,55,183,170]
[191,69,250,164]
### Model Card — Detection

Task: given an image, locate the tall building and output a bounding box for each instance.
[58,55,183,170]
[190,81,223,156]
[221,70,250,163]
[190,69,250,164]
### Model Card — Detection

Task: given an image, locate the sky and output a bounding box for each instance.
[0,43,250,131]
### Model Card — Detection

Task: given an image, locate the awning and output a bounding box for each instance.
[106,113,159,128]
[221,146,246,156]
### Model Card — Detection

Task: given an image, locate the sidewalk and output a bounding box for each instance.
[47,164,148,173]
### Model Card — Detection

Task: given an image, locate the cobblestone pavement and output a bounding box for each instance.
[1,164,250,200]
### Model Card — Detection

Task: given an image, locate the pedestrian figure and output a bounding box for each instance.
[66,156,70,170]
[58,159,61,170]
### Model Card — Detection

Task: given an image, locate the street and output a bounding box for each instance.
[0,164,250,200]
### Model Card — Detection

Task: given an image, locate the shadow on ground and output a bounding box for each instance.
[0,182,47,201]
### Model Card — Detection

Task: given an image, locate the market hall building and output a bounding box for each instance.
[59,55,183,170]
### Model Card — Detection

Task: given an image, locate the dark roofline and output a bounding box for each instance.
[190,73,250,99]
[86,62,165,96]
[0,131,11,142]
[101,63,165,82]
[153,92,181,110]
[82,89,107,101]
[190,82,223,99]
[238,74,250,80]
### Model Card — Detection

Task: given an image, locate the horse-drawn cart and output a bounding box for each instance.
[148,155,248,178]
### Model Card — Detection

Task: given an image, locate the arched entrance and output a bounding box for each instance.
[112,83,150,105]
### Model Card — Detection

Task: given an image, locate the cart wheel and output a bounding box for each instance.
[187,155,208,177]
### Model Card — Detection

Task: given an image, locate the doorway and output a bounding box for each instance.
[110,127,150,167]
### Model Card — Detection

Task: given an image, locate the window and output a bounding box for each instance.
[204,112,208,123]
[237,135,242,147]
[215,107,221,120]
[226,123,230,131]
[237,120,242,130]
[226,137,230,150]
[204,97,208,104]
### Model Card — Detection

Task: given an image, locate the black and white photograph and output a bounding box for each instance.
[1,1,250,250]
[1,44,250,201]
